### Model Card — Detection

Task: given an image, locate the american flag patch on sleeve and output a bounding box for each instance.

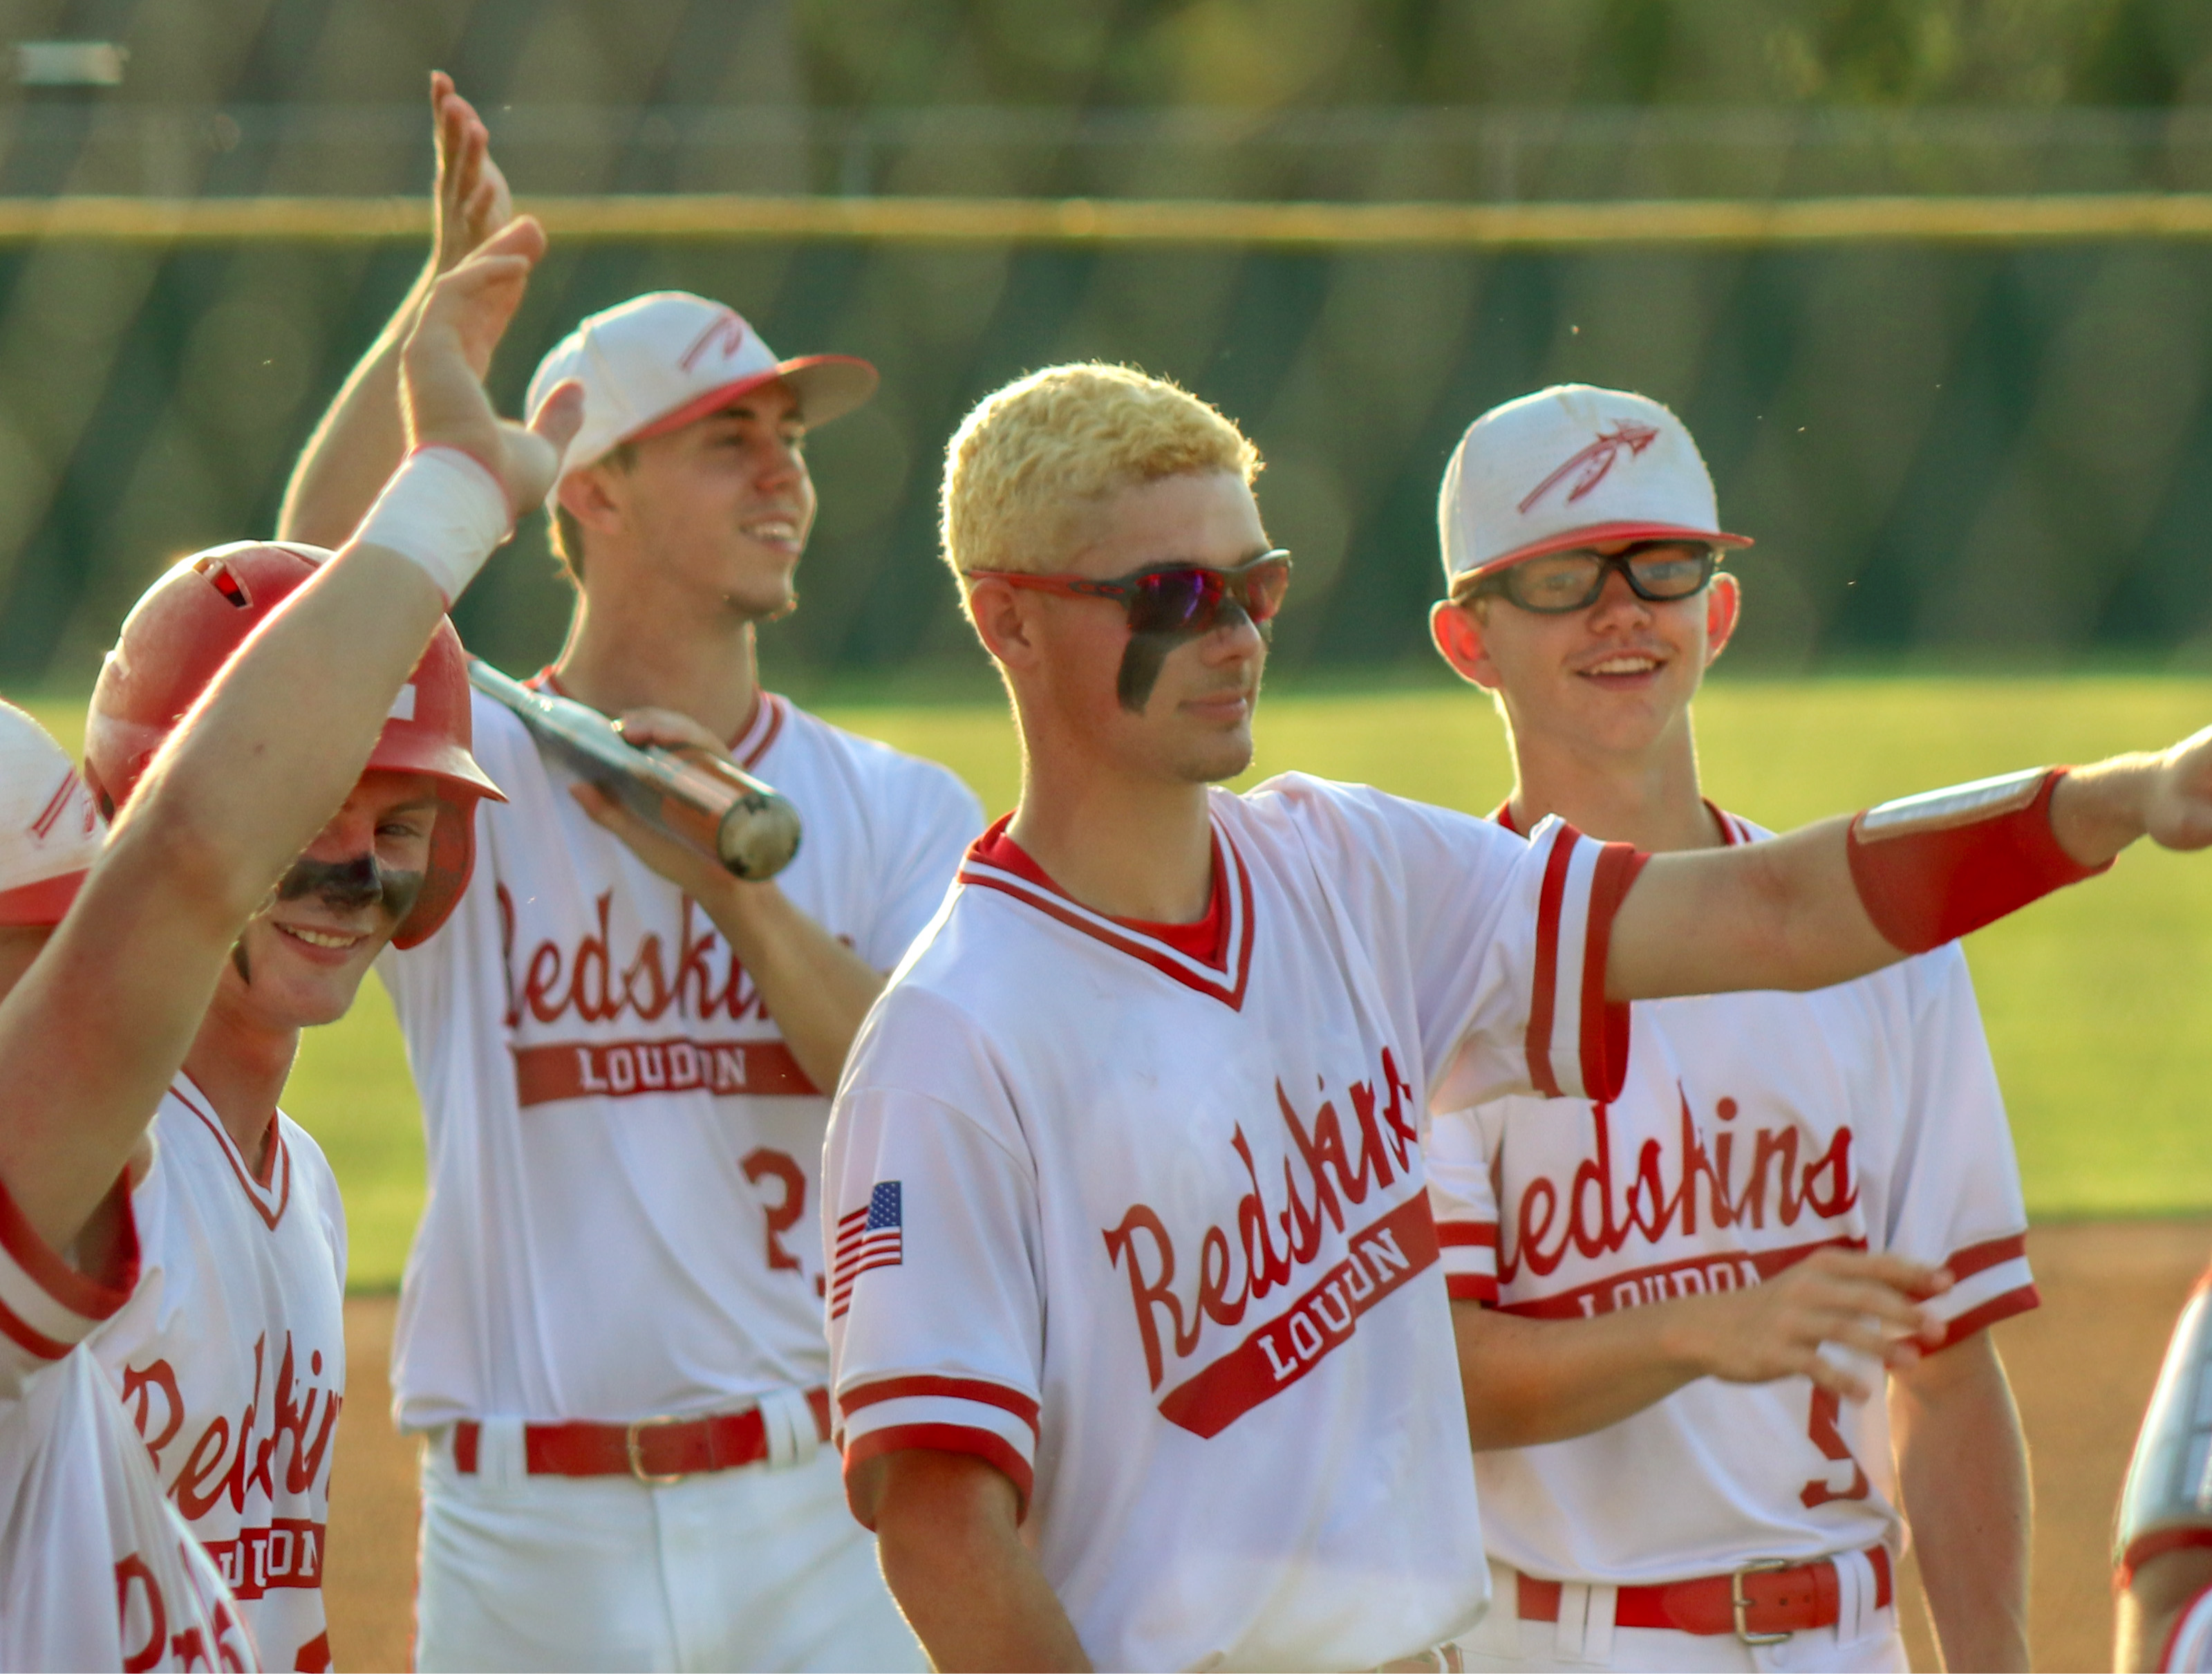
[830,1181,903,1320]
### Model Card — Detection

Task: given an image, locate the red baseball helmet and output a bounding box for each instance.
[84,541,504,949]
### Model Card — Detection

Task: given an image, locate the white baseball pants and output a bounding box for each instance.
[1458,1559,1907,1674]
[414,1421,925,1672]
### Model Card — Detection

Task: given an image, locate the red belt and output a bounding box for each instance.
[1517,1546,1892,1642]
[452,1389,832,1483]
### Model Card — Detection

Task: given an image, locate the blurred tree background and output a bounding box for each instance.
[5,0,2212,694]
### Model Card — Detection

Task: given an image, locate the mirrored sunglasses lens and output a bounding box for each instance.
[1243,558,1291,622]
[1131,568,1226,633]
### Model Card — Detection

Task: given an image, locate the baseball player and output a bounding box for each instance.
[1423,384,2034,1673]
[2112,1272,2212,1669]
[276,90,976,1673]
[0,700,252,1668]
[823,360,2212,1672]
[0,207,570,1665]
[75,538,503,1672]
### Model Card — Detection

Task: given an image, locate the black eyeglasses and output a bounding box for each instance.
[967,549,1293,636]
[1461,541,1720,615]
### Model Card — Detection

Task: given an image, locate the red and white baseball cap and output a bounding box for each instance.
[0,699,100,927]
[1438,383,1751,591]
[527,291,878,503]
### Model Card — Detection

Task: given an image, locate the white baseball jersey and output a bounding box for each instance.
[0,1173,255,1670]
[825,777,1647,1673]
[381,687,982,1429]
[1430,806,2038,1585]
[92,1079,347,1671]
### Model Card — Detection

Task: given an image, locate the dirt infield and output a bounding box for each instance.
[320,1220,2212,1672]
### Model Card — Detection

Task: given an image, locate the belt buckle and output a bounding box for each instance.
[1732,1557,1793,1645]
[625,1415,686,1485]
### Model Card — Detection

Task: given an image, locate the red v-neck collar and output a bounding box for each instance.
[959,817,1255,1010]
[169,1077,290,1233]
[1493,797,1743,847]
[528,671,785,772]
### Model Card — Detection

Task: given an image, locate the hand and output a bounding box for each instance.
[430,73,513,310]
[612,707,733,762]
[2144,725,2212,853]
[1670,1247,1951,1401]
[570,781,754,906]
[570,708,750,903]
[401,218,583,510]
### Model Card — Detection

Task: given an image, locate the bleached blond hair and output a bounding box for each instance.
[941,364,1261,586]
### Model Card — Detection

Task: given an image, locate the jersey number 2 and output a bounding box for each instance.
[741,1148,807,1275]
[1799,1385,1871,1507]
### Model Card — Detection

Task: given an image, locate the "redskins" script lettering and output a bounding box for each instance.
[120,1331,341,1527]
[501,887,765,1028]
[1102,1049,1439,1437]
[1499,1089,1858,1286]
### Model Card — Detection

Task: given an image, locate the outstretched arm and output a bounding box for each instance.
[1606,742,2212,1002]
[279,71,512,547]
[0,219,577,1255]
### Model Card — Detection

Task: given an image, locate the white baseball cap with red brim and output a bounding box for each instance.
[526,290,879,505]
[0,700,100,927]
[1438,383,1752,592]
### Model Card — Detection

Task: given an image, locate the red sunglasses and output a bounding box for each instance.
[966,550,1293,636]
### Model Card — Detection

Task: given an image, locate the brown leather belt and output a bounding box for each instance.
[452,1389,833,1484]
[1517,1545,1892,1643]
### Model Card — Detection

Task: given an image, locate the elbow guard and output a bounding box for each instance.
[2117,1272,2212,1586]
[1846,767,2110,954]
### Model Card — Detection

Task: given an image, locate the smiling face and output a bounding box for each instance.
[1430,539,1741,763]
[982,470,1273,788]
[570,382,818,620]
[216,769,440,1032]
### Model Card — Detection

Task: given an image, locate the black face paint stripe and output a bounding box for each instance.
[274,853,427,928]
[1112,599,1268,714]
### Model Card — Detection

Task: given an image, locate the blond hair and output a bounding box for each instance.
[941,364,1260,583]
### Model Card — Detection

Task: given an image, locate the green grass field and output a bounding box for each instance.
[26,674,2212,1287]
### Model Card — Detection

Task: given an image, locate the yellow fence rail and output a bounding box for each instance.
[7,191,2212,246]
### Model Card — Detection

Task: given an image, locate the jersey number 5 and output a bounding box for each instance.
[1799,1385,1871,1507]
[741,1148,807,1278]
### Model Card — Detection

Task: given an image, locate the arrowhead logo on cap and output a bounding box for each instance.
[1518,422,1662,515]
[679,312,749,373]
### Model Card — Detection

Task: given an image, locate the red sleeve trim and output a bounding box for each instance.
[0,1166,137,1329]
[838,1375,1042,1437]
[2122,1527,2212,1590]
[843,1422,1034,1529]
[1578,842,1649,1106]
[1942,1231,2027,1283]
[1934,1283,2041,1351]
[0,868,83,928]
[1436,1223,1498,1250]
[1523,828,1578,1099]
[1446,1274,1499,1303]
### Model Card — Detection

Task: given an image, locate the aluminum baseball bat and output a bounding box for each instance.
[466,658,803,881]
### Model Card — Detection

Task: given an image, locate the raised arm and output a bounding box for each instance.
[0,219,578,1254]
[278,71,512,547]
[1606,741,2212,1002]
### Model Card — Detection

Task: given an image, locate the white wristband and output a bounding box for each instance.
[353,444,512,604]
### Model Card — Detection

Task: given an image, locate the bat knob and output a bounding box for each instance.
[715,791,803,880]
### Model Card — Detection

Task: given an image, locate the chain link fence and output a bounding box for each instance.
[2,0,2212,689]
